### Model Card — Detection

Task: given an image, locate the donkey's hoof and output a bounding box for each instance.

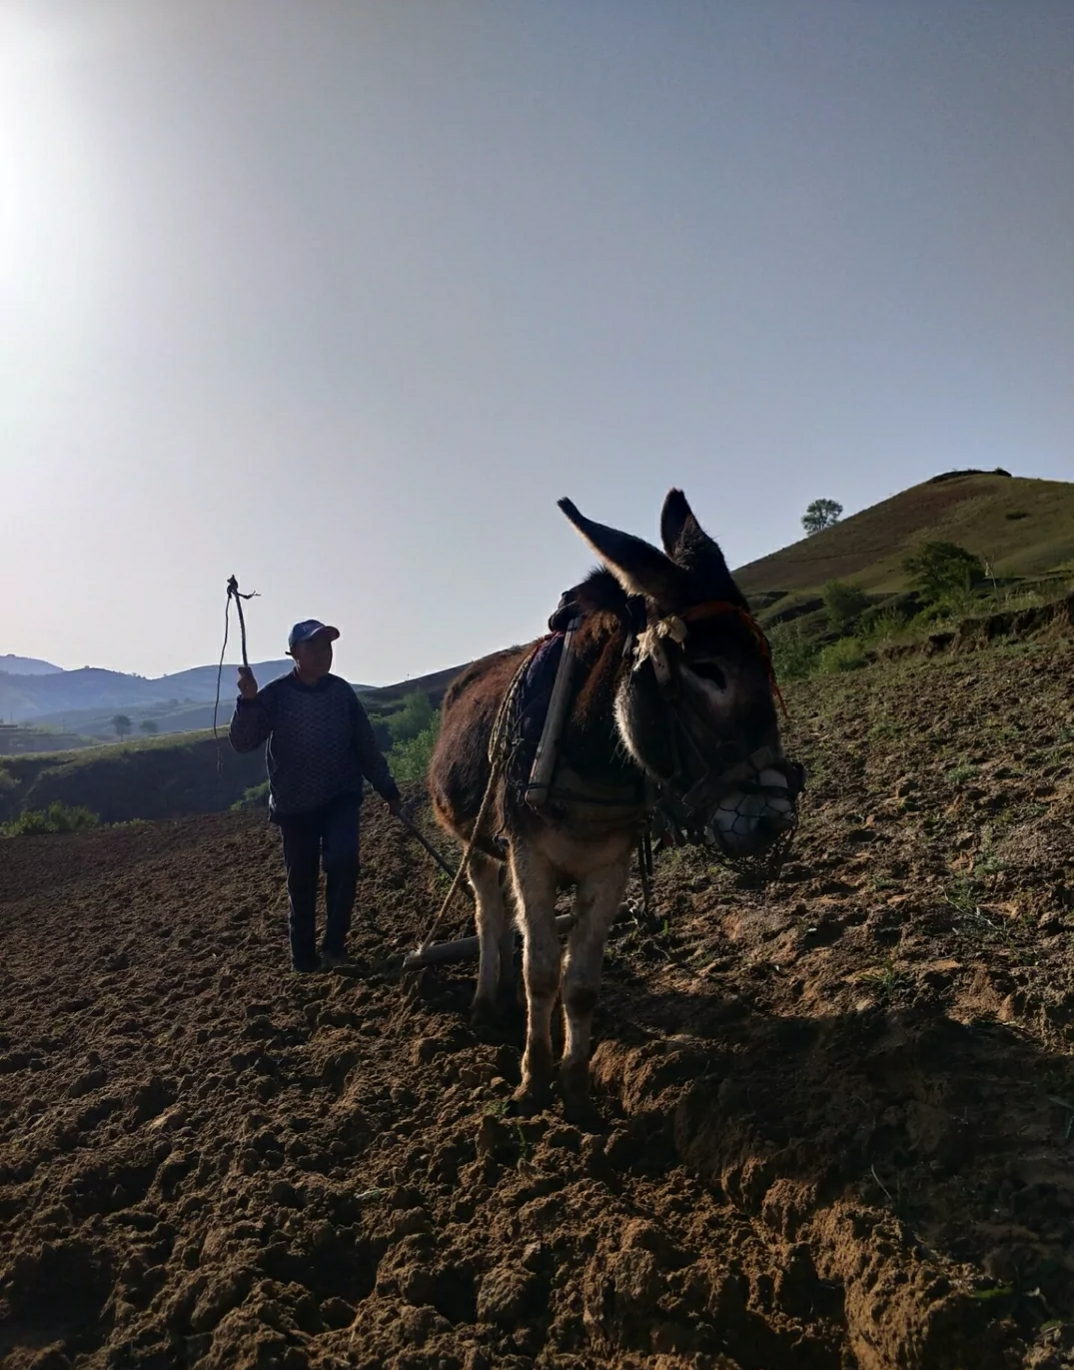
[470,996,499,1030]
[512,1081,552,1117]
[560,1065,604,1132]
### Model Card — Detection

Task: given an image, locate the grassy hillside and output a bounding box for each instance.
[0,730,266,826]
[0,678,450,825]
[28,698,277,742]
[736,472,1074,602]
[358,662,468,712]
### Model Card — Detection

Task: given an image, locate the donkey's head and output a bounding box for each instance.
[559,490,801,856]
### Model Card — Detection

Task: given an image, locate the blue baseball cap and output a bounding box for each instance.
[288,620,340,651]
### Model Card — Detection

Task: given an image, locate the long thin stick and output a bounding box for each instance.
[402,901,635,971]
[213,575,259,765]
[409,644,538,958]
[213,593,233,745]
[229,575,251,670]
[403,913,577,971]
[416,774,500,954]
[396,812,474,902]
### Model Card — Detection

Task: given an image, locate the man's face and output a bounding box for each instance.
[292,633,334,680]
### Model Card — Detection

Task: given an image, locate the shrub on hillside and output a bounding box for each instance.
[817,638,868,674]
[822,581,871,634]
[857,607,908,647]
[366,710,393,751]
[903,541,984,605]
[388,691,437,746]
[2,800,100,837]
[390,720,440,782]
[232,781,270,810]
[769,622,820,682]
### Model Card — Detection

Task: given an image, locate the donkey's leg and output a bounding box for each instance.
[560,857,631,1126]
[495,889,519,1019]
[509,843,561,1111]
[469,851,509,1027]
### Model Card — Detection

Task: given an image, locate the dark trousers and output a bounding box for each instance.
[279,799,361,967]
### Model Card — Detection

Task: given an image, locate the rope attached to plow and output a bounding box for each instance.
[403,642,541,969]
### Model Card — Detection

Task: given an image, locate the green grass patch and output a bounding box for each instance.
[769,623,820,682]
[1,800,100,837]
[232,781,270,811]
[817,637,868,674]
[390,720,441,782]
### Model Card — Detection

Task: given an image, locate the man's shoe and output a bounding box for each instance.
[291,956,321,974]
[320,948,352,970]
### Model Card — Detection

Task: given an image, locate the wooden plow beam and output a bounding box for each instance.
[401,904,636,972]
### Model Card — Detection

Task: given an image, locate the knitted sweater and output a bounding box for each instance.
[228,671,399,821]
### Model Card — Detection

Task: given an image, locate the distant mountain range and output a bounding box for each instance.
[0,649,466,740]
[0,660,297,724]
[1,654,63,676]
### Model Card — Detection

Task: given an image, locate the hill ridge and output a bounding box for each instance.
[734,472,1074,598]
[6,471,1072,729]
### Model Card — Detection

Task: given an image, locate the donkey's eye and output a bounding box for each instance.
[690,661,727,690]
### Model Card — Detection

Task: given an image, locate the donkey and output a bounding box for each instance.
[428,489,801,1124]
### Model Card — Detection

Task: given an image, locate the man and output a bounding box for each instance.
[229,619,402,972]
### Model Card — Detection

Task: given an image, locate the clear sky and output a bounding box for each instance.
[3,1,1072,684]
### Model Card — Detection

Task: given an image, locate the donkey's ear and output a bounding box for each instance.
[658,488,746,606]
[558,498,687,606]
[660,487,698,557]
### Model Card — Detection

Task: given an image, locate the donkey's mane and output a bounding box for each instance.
[572,567,630,619]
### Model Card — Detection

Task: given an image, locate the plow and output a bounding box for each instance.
[393,803,633,972]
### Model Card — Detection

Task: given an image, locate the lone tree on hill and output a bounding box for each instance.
[111,714,132,740]
[802,499,843,536]
[903,541,984,603]
[139,719,159,736]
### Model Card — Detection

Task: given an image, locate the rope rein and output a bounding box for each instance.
[412,645,541,956]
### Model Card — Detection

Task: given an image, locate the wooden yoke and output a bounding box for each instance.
[524,616,581,811]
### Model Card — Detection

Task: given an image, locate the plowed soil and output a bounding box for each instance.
[3,638,1074,1370]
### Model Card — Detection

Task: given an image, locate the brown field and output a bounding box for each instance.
[2,631,1074,1369]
